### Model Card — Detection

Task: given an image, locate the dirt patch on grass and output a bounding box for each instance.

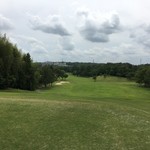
[55,81,70,85]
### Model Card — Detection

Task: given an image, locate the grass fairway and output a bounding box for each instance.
[0,76,150,150]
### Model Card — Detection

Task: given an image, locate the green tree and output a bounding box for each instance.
[63,73,68,80]
[18,53,35,90]
[40,65,56,87]
[10,45,22,88]
[135,67,150,87]
[0,34,13,88]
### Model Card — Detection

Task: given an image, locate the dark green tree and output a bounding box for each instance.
[135,66,150,87]
[40,65,56,87]
[10,45,22,88]
[63,73,68,80]
[0,34,13,88]
[18,53,35,90]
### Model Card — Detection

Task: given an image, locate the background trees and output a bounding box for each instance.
[65,62,150,87]
[66,62,138,78]
[0,34,67,90]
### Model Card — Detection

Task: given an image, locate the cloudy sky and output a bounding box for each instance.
[0,0,150,64]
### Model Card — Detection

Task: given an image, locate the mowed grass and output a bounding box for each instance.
[0,75,150,150]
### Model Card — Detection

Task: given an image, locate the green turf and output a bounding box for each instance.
[0,75,150,150]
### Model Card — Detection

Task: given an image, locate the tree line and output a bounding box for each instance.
[63,62,150,87]
[0,34,68,90]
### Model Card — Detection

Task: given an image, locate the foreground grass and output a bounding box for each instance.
[0,76,150,150]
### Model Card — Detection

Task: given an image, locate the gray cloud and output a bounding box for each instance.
[100,14,120,34]
[80,28,109,42]
[12,35,48,55]
[60,37,74,51]
[76,8,89,17]
[138,35,150,48]
[29,14,71,36]
[31,44,48,54]
[144,24,150,33]
[129,24,150,49]
[24,36,45,47]
[0,14,13,30]
[77,10,121,42]
[22,36,49,61]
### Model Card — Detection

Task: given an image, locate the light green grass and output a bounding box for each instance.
[0,75,150,150]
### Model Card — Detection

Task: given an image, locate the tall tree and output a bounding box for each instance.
[10,45,22,88]
[40,65,56,87]
[18,53,35,90]
[0,34,13,88]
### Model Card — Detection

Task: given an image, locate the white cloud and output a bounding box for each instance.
[77,9,121,42]
[11,35,49,59]
[59,37,75,51]
[0,14,13,30]
[31,44,48,54]
[76,7,89,17]
[28,14,71,36]
[129,24,150,50]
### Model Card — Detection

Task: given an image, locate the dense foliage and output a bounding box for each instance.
[64,62,138,79]
[135,65,150,87]
[63,62,150,87]
[0,34,68,90]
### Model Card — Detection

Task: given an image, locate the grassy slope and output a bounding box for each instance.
[0,76,150,150]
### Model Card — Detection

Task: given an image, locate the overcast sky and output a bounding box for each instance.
[0,0,150,64]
